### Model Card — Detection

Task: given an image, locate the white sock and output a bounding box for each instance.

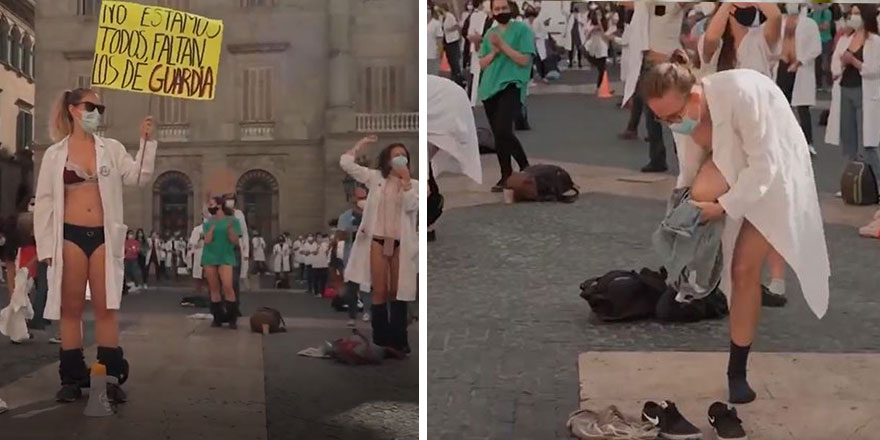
[768,279,786,296]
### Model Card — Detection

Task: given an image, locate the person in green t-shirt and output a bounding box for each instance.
[810,4,834,89]
[479,0,535,192]
[201,195,242,329]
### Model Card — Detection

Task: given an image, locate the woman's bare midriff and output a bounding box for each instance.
[64,185,104,227]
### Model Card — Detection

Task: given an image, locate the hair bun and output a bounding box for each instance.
[669,49,691,68]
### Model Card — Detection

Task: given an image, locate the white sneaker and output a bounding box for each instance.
[362,313,370,322]
[835,191,843,198]
[0,397,8,414]
[808,144,817,156]
[48,335,61,344]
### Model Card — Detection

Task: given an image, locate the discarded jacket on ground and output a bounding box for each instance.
[652,187,723,303]
[567,405,658,440]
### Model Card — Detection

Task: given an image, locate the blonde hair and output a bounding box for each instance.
[49,88,95,143]
[640,49,698,101]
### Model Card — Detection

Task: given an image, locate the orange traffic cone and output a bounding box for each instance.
[440,53,451,73]
[597,72,613,99]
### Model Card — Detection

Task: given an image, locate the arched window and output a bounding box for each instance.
[10,26,21,71]
[236,170,279,239]
[152,171,193,236]
[22,35,32,77]
[0,17,9,63]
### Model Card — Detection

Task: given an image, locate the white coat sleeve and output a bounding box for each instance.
[830,37,847,78]
[403,179,419,213]
[34,148,56,261]
[189,228,200,248]
[112,138,158,186]
[861,36,880,80]
[796,21,822,65]
[717,92,779,220]
[340,153,379,186]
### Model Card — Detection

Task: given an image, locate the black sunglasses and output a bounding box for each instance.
[75,102,106,115]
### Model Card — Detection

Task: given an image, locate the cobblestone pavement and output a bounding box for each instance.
[427,193,880,439]
[0,286,417,440]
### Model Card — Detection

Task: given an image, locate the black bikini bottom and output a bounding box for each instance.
[372,238,401,249]
[64,223,105,258]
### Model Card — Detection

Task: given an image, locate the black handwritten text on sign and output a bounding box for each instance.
[91,1,224,100]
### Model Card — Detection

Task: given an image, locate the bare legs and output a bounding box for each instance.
[203,265,237,327]
[691,159,770,403]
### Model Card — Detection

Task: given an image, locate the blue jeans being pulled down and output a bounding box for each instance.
[652,188,724,302]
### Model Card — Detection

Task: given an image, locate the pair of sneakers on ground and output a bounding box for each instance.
[642,400,745,440]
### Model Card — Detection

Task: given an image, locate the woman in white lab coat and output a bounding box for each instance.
[825,4,880,185]
[583,7,611,92]
[774,4,822,156]
[340,136,418,353]
[145,231,165,282]
[251,230,267,275]
[271,235,290,287]
[34,88,156,403]
[562,2,584,69]
[642,53,830,406]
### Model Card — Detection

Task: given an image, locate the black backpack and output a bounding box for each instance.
[654,287,729,323]
[579,268,666,322]
[526,164,580,203]
[841,161,879,206]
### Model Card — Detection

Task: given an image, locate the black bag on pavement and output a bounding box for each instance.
[517,164,580,203]
[841,161,879,206]
[249,307,287,333]
[478,127,496,154]
[579,268,666,322]
[655,287,729,323]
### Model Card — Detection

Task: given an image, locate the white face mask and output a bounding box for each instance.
[78,109,101,133]
[849,15,863,30]
[356,200,367,210]
[225,199,235,209]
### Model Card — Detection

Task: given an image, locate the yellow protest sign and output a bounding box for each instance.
[91,1,223,100]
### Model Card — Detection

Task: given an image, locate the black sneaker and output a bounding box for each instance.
[708,402,747,440]
[761,285,787,307]
[641,163,669,173]
[642,400,703,440]
[107,383,127,404]
[56,384,83,403]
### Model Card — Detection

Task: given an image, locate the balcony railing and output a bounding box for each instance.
[355,113,418,133]
[158,124,190,142]
[240,122,275,141]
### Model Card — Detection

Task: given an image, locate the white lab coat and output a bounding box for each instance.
[302,241,318,266]
[145,237,164,264]
[34,135,157,320]
[163,240,174,267]
[188,225,204,279]
[292,239,302,267]
[272,242,291,273]
[621,1,650,106]
[467,8,489,106]
[675,69,829,319]
[428,75,483,185]
[339,154,419,301]
[251,236,267,262]
[825,33,880,148]
[788,12,822,107]
[583,20,609,58]
[231,209,249,278]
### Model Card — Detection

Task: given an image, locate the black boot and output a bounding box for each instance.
[97,346,129,403]
[56,348,88,402]
[370,303,389,347]
[224,300,239,329]
[209,301,225,327]
[389,301,411,354]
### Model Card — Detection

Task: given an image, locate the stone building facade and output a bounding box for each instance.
[34,0,418,239]
[0,0,35,217]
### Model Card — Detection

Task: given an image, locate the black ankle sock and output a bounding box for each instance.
[727,341,756,403]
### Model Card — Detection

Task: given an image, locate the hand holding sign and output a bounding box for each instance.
[140,116,154,140]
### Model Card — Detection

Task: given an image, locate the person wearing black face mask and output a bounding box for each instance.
[700,2,782,77]
[478,0,535,192]
[201,196,242,328]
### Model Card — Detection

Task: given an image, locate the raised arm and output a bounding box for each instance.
[758,2,782,50]
[117,116,158,186]
[702,2,732,63]
[340,135,380,185]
